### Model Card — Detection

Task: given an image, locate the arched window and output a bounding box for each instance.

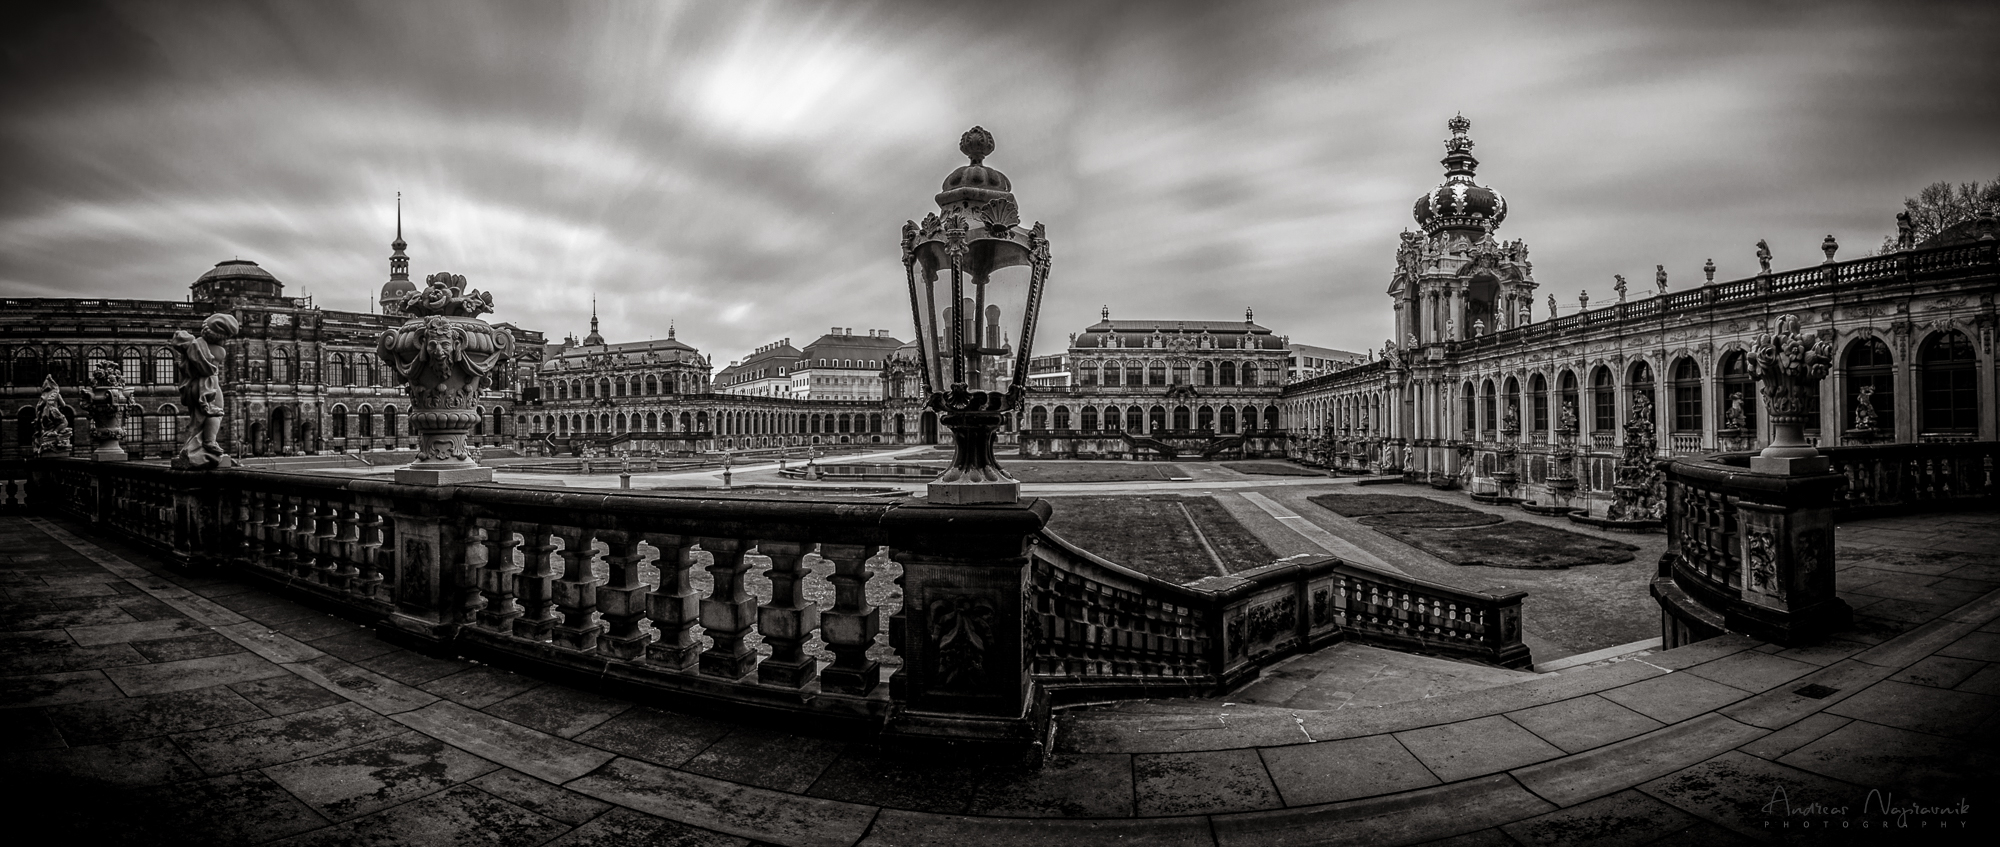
[1172,406,1190,430]
[1219,361,1236,386]
[154,403,178,444]
[476,406,488,436]
[271,348,290,383]
[1921,330,1977,433]
[616,378,627,398]
[383,405,398,437]
[585,415,596,433]
[646,375,658,395]
[1197,405,1214,430]
[1200,361,1214,386]
[1481,380,1498,435]
[1845,337,1894,436]
[1591,367,1615,432]
[121,348,143,385]
[1148,362,1166,387]
[494,406,505,435]
[1081,406,1099,431]
[47,349,73,385]
[330,354,349,386]
[646,412,658,432]
[1242,363,1258,387]
[1718,351,1756,432]
[1220,405,1237,433]
[1671,358,1703,433]
[1263,406,1278,430]
[359,405,375,437]
[331,405,348,438]
[1530,374,1549,432]
[1101,361,1120,387]
[615,413,626,432]
[1126,406,1143,432]
[1241,405,1258,432]
[147,348,172,385]
[1149,405,1167,431]
[1053,407,1070,430]
[13,349,45,386]
[1030,407,1048,429]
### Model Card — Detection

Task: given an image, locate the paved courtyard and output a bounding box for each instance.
[3,508,1996,845]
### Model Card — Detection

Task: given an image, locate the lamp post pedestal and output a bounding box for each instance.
[928,410,1019,505]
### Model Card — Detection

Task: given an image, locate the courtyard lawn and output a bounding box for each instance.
[1044,495,1277,584]
[1371,521,1639,569]
[1307,493,1486,518]
[1005,461,1185,483]
[1220,460,1326,477]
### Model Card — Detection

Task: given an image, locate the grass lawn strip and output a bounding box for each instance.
[1043,495,1277,584]
[1219,461,1325,477]
[1357,511,1505,529]
[1006,462,1185,483]
[1306,493,1487,518]
[1374,521,1639,569]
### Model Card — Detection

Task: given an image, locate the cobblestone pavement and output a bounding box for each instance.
[3,510,1995,846]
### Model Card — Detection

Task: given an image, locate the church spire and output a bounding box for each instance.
[583,297,605,346]
[380,192,416,315]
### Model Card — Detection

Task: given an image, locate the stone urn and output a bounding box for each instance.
[85,361,136,461]
[1748,315,1832,475]
[377,273,515,485]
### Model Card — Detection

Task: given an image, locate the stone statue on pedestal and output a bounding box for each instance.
[1895,212,1914,251]
[171,313,241,469]
[1852,385,1878,431]
[1655,265,1668,294]
[1756,239,1773,274]
[1614,275,1627,303]
[31,375,75,457]
[1723,391,1747,430]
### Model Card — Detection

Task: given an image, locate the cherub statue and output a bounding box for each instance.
[1472,318,1485,337]
[1895,211,1914,251]
[1613,274,1628,302]
[171,312,242,469]
[1655,265,1668,294]
[1756,239,1772,274]
[1579,290,1590,310]
[1446,318,1457,340]
[1852,385,1878,430]
[1723,391,1747,430]
[31,375,75,456]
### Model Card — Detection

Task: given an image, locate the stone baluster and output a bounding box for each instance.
[597,532,650,660]
[513,526,561,641]
[754,540,820,688]
[356,508,386,597]
[330,505,361,591]
[697,537,758,679]
[312,502,339,583]
[644,534,702,671]
[272,498,299,572]
[475,520,523,632]
[238,492,262,563]
[551,528,606,651]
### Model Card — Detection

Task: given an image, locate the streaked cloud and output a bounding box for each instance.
[2,0,1994,362]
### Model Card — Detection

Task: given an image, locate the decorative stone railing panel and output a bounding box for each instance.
[1824,441,1997,516]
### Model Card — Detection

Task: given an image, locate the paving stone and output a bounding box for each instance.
[1410,829,1519,847]
[229,674,349,716]
[102,650,287,696]
[131,631,243,662]
[1733,712,1850,761]
[1770,638,1869,667]
[863,809,1215,847]
[807,744,981,813]
[306,628,401,662]
[1889,655,1986,689]
[0,668,126,707]
[1258,733,1438,806]
[1636,818,1760,846]
[118,595,196,622]
[1639,635,1758,671]
[1211,773,1557,847]
[1510,713,1768,808]
[572,705,732,768]
[264,729,501,820]
[269,782,567,847]
[172,701,409,773]
[1637,751,1869,839]
[480,681,632,738]
[127,769,330,846]
[0,628,72,655]
[356,648,473,686]
[2,604,141,632]
[1715,658,1899,730]
[1955,663,2000,696]
[1937,631,2000,662]
[266,612,369,642]
[6,580,121,600]
[1394,715,1562,783]
[392,700,613,784]
[1505,695,1665,754]
[542,807,750,847]
[46,684,268,744]
[290,654,440,715]
[967,753,1135,818]
[1133,747,1281,815]
[0,707,65,751]
[469,767,614,825]
[680,724,847,792]
[1680,651,1820,693]
[1500,789,1700,847]
[0,640,147,675]
[418,663,542,708]
[568,755,878,847]
[64,617,209,646]
[215,621,329,663]
[1824,679,2000,739]
[1777,719,1996,806]
[0,736,204,787]
[1597,672,1751,724]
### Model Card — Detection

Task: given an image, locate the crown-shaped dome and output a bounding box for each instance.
[936,126,1017,214]
[1413,115,1507,235]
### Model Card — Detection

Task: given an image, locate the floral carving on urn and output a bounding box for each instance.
[377,273,514,478]
[1748,314,1832,472]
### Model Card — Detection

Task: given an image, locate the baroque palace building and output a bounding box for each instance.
[1,215,544,460]
[1278,116,1998,512]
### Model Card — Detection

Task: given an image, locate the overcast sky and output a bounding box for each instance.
[3,0,1995,365]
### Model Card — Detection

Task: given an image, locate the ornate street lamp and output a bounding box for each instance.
[902,127,1051,504]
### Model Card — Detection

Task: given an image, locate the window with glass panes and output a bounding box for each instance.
[1845,337,1894,434]
[1922,331,1977,432]
[1671,358,1703,432]
[1531,374,1549,431]
[1591,367,1615,431]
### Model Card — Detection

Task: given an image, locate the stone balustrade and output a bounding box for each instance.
[18,456,1529,751]
[1657,442,1997,650]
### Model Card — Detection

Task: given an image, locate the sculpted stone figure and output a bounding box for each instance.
[1723,391,1747,430]
[1655,265,1667,294]
[86,360,137,461]
[1852,385,1878,430]
[1895,212,1914,251]
[1548,293,1558,318]
[1446,318,1456,341]
[1613,274,1627,303]
[1579,290,1590,310]
[171,313,241,469]
[31,375,76,457]
[1756,239,1773,274]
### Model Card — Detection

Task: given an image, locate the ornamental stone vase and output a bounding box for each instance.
[1748,315,1832,475]
[86,361,135,461]
[377,273,515,485]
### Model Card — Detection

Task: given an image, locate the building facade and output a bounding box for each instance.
[1279,117,1999,514]
[3,229,544,461]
